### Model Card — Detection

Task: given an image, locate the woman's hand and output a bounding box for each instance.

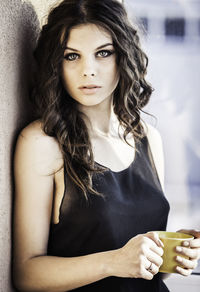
[175,229,200,276]
[111,232,164,280]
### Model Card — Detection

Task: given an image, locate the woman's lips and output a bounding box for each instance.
[78,85,101,95]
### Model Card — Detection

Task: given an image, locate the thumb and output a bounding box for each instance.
[177,229,200,238]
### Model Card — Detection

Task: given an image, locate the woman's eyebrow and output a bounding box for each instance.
[95,43,113,50]
[65,43,114,52]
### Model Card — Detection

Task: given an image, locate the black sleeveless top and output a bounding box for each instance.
[47,136,170,291]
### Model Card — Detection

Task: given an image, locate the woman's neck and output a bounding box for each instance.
[79,97,120,138]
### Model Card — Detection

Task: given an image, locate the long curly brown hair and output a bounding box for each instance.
[31,0,153,198]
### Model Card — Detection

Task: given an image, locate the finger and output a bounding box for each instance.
[142,261,155,280]
[145,261,159,276]
[182,238,200,248]
[147,250,163,268]
[176,256,198,270]
[176,246,199,259]
[176,266,193,276]
[146,232,164,248]
[142,268,154,280]
[144,234,164,256]
[178,229,200,238]
[149,243,164,257]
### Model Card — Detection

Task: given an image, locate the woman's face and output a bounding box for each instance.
[61,23,119,107]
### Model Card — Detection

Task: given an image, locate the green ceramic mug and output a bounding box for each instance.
[156,231,194,273]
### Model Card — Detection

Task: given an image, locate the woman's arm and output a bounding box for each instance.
[13,121,113,292]
[13,121,164,292]
[145,123,165,191]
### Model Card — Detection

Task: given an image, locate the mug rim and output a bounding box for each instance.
[155,231,194,240]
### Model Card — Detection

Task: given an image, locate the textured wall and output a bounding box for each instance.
[0,1,58,291]
[24,0,62,26]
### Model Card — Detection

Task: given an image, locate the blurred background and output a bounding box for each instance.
[124,0,200,290]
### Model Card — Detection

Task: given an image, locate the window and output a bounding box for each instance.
[165,17,185,38]
[139,17,148,34]
[199,19,200,36]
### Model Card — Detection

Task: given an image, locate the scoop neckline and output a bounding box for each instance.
[94,146,138,174]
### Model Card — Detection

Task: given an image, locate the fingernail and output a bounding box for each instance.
[176,256,182,262]
[183,241,189,247]
[176,246,182,252]
[176,266,181,272]
[159,239,164,247]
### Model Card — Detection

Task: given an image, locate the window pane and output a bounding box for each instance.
[165,18,185,37]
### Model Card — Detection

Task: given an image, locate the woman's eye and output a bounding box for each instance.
[64,53,79,61]
[96,50,114,58]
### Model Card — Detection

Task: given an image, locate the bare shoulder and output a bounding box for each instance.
[143,122,163,145]
[15,120,63,175]
[142,122,165,190]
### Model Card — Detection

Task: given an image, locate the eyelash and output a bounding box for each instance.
[96,50,114,58]
[64,50,115,61]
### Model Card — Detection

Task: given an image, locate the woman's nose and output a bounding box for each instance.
[81,58,97,77]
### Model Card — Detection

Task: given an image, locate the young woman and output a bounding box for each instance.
[13,0,200,291]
